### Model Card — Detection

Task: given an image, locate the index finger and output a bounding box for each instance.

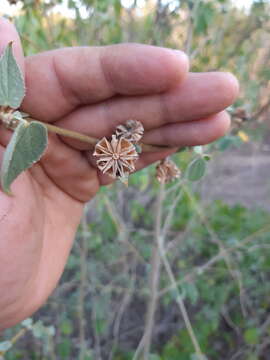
[22,44,189,122]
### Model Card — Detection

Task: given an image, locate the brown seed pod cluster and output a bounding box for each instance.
[115,119,144,143]
[94,120,181,185]
[93,120,144,182]
[156,158,181,184]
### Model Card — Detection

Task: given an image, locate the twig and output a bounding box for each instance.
[78,205,89,360]
[184,0,201,56]
[159,223,270,298]
[252,98,270,120]
[27,118,172,153]
[109,269,136,360]
[142,182,165,359]
[161,181,184,237]
[182,184,248,316]
[91,295,102,360]
[158,235,206,359]
[0,111,173,153]
[103,195,146,264]
[0,328,28,357]
[20,34,42,52]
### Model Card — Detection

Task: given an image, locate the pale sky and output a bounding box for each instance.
[0,0,257,18]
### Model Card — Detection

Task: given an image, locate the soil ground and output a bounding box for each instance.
[201,141,270,211]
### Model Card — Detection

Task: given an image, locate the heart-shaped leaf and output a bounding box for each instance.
[187,157,207,182]
[0,43,25,109]
[1,121,48,195]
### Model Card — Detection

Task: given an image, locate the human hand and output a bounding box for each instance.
[0,18,239,330]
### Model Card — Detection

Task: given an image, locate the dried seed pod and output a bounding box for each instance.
[93,135,139,179]
[0,107,19,130]
[115,119,144,143]
[233,108,248,121]
[156,158,181,184]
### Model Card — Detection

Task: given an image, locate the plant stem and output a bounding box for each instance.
[78,205,89,360]
[184,0,201,56]
[28,118,97,145]
[0,328,28,357]
[182,184,247,316]
[26,118,169,153]
[142,182,165,359]
[158,239,206,359]
[0,110,172,152]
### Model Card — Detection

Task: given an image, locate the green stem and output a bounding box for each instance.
[28,118,97,145]
[26,118,170,153]
[0,109,172,153]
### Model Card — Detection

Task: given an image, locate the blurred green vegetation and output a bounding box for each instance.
[1,0,270,359]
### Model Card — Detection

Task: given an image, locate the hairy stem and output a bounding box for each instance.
[27,118,170,153]
[0,110,171,153]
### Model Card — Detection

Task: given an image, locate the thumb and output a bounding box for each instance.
[0,17,24,75]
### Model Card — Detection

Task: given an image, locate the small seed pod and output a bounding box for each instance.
[115,119,144,143]
[0,107,19,130]
[93,135,139,179]
[156,158,181,184]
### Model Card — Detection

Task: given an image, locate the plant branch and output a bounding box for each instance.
[0,110,172,153]
[184,0,201,56]
[142,182,165,359]
[158,234,205,359]
[159,223,270,298]
[78,205,89,360]
[0,328,28,357]
[182,185,248,315]
[26,118,171,153]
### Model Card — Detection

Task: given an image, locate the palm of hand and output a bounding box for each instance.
[0,18,239,330]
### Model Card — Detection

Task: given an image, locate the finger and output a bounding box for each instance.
[54,72,238,151]
[22,44,189,121]
[143,111,230,147]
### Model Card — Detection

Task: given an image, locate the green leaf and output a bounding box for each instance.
[244,328,260,345]
[60,320,73,335]
[247,355,259,360]
[181,282,199,305]
[148,355,162,360]
[47,325,56,337]
[1,121,48,195]
[216,135,241,151]
[57,339,72,359]
[21,318,33,329]
[190,354,208,360]
[0,43,25,109]
[32,321,45,338]
[203,154,211,161]
[187,157,206,182]
[194,3,215,35]
[176,146,188,153]
[193,146,203,155]
[0,341,12,352]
